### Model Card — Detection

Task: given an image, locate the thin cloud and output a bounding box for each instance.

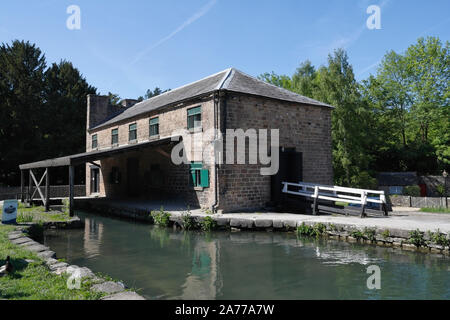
[327,0,390,52]
[357,59,381,77]
[128,0,217,67]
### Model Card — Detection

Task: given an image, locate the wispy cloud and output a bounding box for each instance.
[128,0,217,67]
[357,59,381,77]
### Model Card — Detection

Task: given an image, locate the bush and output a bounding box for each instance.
[429,229,449,246]
[402,185,421,197]
[350,230,365,240]
[181,213,196,230]
[200,216,217,232]
[409,229,426,247]
[150,206,171,227]
[363,227,376,241]
[435,184,445,197]
[296,223,326,238]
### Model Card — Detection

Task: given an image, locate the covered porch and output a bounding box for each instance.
[18,136,186,216]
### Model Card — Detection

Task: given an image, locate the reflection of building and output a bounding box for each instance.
[180,240,221,300]
[83,217,104,258]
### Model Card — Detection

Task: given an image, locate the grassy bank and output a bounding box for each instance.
[0,224,105,300]
[0,202,71,224]
[420,207,450,214]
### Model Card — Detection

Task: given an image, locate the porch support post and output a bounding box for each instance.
[45,168,50,211]
[69,165,74,217]
[28,169,32,204]
[20,170,24,202]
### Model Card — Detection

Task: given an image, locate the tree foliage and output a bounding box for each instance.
[260,36,449,188]
[0,40,96,185]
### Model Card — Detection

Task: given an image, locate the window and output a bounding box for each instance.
[129,123,137,141]
[187,106,201,130]
[149,117,159,137]
[92,134,98,149]
[190,162,209,188]
[109,167,121,184]
[111,128,118,145]
[389,186,403,195]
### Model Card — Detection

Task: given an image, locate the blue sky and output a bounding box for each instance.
[1,0,449,99]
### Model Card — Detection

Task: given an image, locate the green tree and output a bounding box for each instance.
[0,40,46,185]
[44,60,97,157]
[145,87,170,99]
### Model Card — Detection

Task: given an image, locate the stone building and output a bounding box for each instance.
[19,68,333,213]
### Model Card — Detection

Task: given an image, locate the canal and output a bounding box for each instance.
[44,211,450,300]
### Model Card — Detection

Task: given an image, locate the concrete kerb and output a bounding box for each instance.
[165,210,450,255]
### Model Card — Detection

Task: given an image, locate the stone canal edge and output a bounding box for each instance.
[6,218,145,300]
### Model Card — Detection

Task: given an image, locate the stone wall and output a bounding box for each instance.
[419,175,450,197]
[217,92,333,212]
[85,96,217,209]
[390,195,449,208]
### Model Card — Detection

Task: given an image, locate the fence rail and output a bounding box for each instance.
[0,185,86,201]
[282,181,388,218]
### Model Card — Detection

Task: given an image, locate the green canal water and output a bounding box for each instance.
[43,212,450,300]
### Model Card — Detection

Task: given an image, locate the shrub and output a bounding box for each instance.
[150,206,171,227]
[409,229,426,247]
[429,229,449,246]
[403,185,421,197]
[381,229,390,239]
[200,216,217,232]
[350,230,365,240]
[297,223,326,238]
[312,223,327,237]
[364,228,376,241]
[297,223,314,237]
[181,213,196,230]
[435,184,445,197]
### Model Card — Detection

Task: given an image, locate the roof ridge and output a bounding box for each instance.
[231,68,333,107]
[129,68,232,110]
[218,67,234,90]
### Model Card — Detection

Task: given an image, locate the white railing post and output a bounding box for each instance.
[312,186,319,215]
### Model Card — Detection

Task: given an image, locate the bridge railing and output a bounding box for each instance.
[281,181,388,218]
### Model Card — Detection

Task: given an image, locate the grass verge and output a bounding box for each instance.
[419,207,450,214]
[0,224,103,300]
[0,202,71,224]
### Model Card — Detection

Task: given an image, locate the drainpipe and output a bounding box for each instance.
[212,91,226,213]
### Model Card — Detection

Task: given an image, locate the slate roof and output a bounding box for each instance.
[377,172,419,186]
[92,68,333,130]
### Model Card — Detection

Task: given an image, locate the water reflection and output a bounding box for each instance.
[83,217,104,258]
[44,212,450,300]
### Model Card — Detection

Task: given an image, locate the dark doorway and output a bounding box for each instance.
[90,167,100,194]
[271,147,303,203]
[127,158,139,197]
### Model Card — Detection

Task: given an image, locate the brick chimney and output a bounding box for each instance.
[120,99,139,108]
[86,94,127,129]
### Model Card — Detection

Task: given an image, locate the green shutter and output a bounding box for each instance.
[200,169,209,188]
[187,106,201,116]
[190,162,202,170]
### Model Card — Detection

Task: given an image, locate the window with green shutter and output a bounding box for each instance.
[92,134,98,149]
[149,117,159,137]
[190,162,209,188]
[129,123,137,141]
[111,128,118,145]
[187,106,201,130]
